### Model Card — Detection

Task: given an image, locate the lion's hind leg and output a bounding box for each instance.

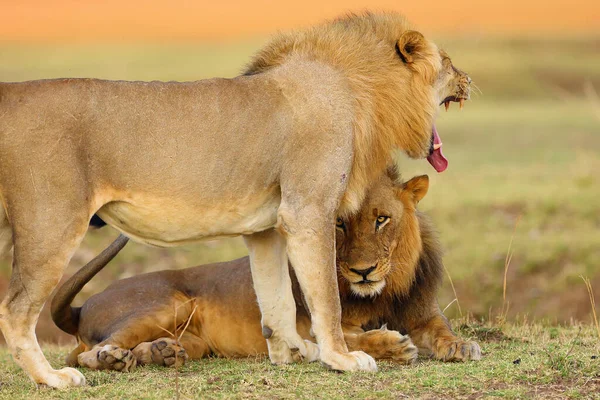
[131,330,210,368]
[78,294,197,371]
[132,337,189,368]
[78,345,137,372]
[0,190,91,388]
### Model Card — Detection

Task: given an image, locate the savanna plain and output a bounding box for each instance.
[0,35,599,398]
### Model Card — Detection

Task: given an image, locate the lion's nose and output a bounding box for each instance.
[350,265,377,278]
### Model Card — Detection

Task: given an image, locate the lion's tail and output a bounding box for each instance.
[51,234,129,335]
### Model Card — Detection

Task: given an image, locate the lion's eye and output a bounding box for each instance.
[336,217,345,229]
[375,216,390,230]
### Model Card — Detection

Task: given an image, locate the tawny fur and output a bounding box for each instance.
[0,11,470,386]
[52,171,480,370]
[246,12,467,212]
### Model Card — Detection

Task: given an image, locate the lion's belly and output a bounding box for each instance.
[96,190,280,247]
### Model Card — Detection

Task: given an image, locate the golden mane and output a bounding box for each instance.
[246,12,442,213]
[388,211,443,300]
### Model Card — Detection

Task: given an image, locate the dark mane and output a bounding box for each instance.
[410,211,445,298]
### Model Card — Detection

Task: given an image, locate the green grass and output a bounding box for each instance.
[0,323,598,399]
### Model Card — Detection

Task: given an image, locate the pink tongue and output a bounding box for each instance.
[427,125,448,173]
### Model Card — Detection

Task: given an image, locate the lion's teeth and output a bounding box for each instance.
[444,101,450,111]
[433,143,442,150]
[459,98,464,109]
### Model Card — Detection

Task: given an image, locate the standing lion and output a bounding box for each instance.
[0,12,469,387]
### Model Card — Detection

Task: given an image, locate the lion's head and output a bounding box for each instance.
[438,50,472,111]
[245,12,469,212]
[335,169,428,298]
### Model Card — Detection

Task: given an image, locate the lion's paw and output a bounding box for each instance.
[354,327,418,364]
[321,350,377,372]
[38,367,86,388]
[290,339,320,363]
[378,331,418,364]
[97,345,137,372]
[267,333,318,365]
[266,338,295,365]
[436,339,481,362]
[150,338,188,368]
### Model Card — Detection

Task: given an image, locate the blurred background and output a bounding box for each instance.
[0,0,599,344]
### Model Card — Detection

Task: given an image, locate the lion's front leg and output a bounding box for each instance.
[280,208,376,372]
[344,325,418,364]
[410,314,481,362]
[244,229,320,365]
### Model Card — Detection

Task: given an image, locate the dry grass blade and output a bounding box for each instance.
[156,324,176,338]
[564,327,582,359]
[155,299,197,400]
[442,263,462,317]
[499,215,521,325]
[442,298,458,315]
[178,304,198,342]
[174,299,197,400]
[580,276,600,340]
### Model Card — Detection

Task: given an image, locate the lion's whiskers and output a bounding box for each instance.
[471,82,483,96]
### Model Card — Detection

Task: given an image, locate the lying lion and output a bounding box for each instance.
[0,11,471,386]
[52,170,481,371]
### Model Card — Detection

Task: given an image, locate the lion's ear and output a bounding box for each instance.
[396,30,426,64]
[402,175,429,204]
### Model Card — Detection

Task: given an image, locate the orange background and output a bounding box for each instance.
[1,0,599,42]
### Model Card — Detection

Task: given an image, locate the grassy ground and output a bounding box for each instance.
[0,322,598,399]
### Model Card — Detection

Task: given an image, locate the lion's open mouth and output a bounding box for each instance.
[440,96,465,111]
[428,125,447,173]
[427,97,467,173]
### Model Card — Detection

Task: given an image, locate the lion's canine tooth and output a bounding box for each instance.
[459,98,464,109]
[444,101,450,111]
[433,143,442,150]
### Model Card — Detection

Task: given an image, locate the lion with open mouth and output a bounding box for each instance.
[0,12,469,386]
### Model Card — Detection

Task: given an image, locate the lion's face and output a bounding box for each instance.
[335,172,428,297]
[395,45,473,169]
[437,50,472,111]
